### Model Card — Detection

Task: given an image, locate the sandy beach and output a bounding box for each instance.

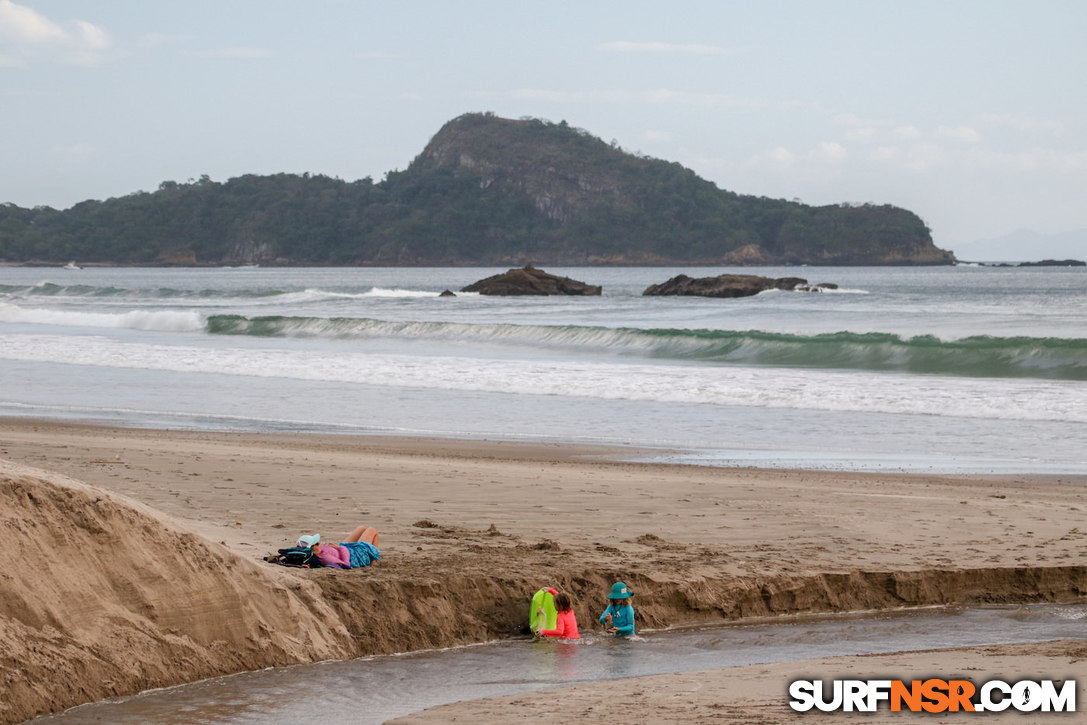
[2,418,1086,723]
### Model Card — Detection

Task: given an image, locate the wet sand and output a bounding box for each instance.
[2,418,1085,723]
[390,641,1087,724]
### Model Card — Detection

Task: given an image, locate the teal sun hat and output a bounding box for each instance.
[297,534,320,548]
[607,582,633,599]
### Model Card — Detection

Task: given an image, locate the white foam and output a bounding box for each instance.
[288,287,442,301]
[363,287,443,298]
[814,286,869,295]
[0,303,204,332]
[1,333,1083,424]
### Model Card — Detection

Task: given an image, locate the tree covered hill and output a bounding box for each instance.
[0,113,954,266]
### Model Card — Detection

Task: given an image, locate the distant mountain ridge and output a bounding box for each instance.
[0,112,955,266]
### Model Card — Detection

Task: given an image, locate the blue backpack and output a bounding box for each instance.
[268,546,322,567]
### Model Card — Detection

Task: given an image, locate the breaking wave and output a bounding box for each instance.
[204,314,1087,381]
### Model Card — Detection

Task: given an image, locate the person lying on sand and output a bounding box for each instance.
[297,525,381,568]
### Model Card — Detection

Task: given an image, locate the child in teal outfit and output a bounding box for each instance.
[598,581,635,636]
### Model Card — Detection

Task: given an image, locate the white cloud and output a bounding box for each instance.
[738,141,860,190]
[842,126,877,143]
[893,125,923,141]
[674,104,1079,195]
[870,146,899,163]
[935,125,982,143]
[901,143,945,172]
[748,141,847,169]
[832,113,892,143]
[869,143,945,172]
[862,136,1087,178]
[768,147,794,164]
[811,141,848,162]
[0,0,65,43]
[75,20,108,50]
[599,40,734,55]
[0,0,111,65]
[746,134,956,180]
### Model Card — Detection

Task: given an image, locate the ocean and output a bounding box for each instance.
[1,264,1084,474]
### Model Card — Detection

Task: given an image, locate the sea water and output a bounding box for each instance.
[1,265,1084,473]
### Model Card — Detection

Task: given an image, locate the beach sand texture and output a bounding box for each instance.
[2,420,1086,723]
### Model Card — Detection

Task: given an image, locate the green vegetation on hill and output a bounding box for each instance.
[0,113,954,266]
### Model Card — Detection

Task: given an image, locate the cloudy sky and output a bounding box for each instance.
[2,0,1085,257]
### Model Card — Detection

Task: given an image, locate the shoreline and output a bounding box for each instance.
[2,419,1086,723]
[4,411,1081,479]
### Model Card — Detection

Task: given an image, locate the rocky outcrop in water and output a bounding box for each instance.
[1018,259,1085,267]
[461,266,602,296]
[643,273,836,298]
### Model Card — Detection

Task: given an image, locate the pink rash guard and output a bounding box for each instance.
[315,544,351,569]
[539,609,580,639]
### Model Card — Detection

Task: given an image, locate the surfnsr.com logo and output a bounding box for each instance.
[788,678,1076,713]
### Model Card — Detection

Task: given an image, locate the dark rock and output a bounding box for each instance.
[438,289,457,297]
[461,265,602,296]
[1018,259,1085,267]
[642,273,824,298]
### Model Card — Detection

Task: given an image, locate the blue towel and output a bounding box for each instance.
[339,541,381,567]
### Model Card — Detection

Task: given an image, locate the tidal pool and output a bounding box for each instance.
[31,604,1087,724]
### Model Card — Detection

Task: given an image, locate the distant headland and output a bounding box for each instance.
[0,113,955,267]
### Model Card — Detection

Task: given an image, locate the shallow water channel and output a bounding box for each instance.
[32,604,1087,724]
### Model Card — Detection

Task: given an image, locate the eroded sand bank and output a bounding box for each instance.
[1,420,1085,723]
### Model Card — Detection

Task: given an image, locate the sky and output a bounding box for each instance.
[2,0,1085,258]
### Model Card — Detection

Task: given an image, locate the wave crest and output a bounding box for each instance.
[204,314,1087,381]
